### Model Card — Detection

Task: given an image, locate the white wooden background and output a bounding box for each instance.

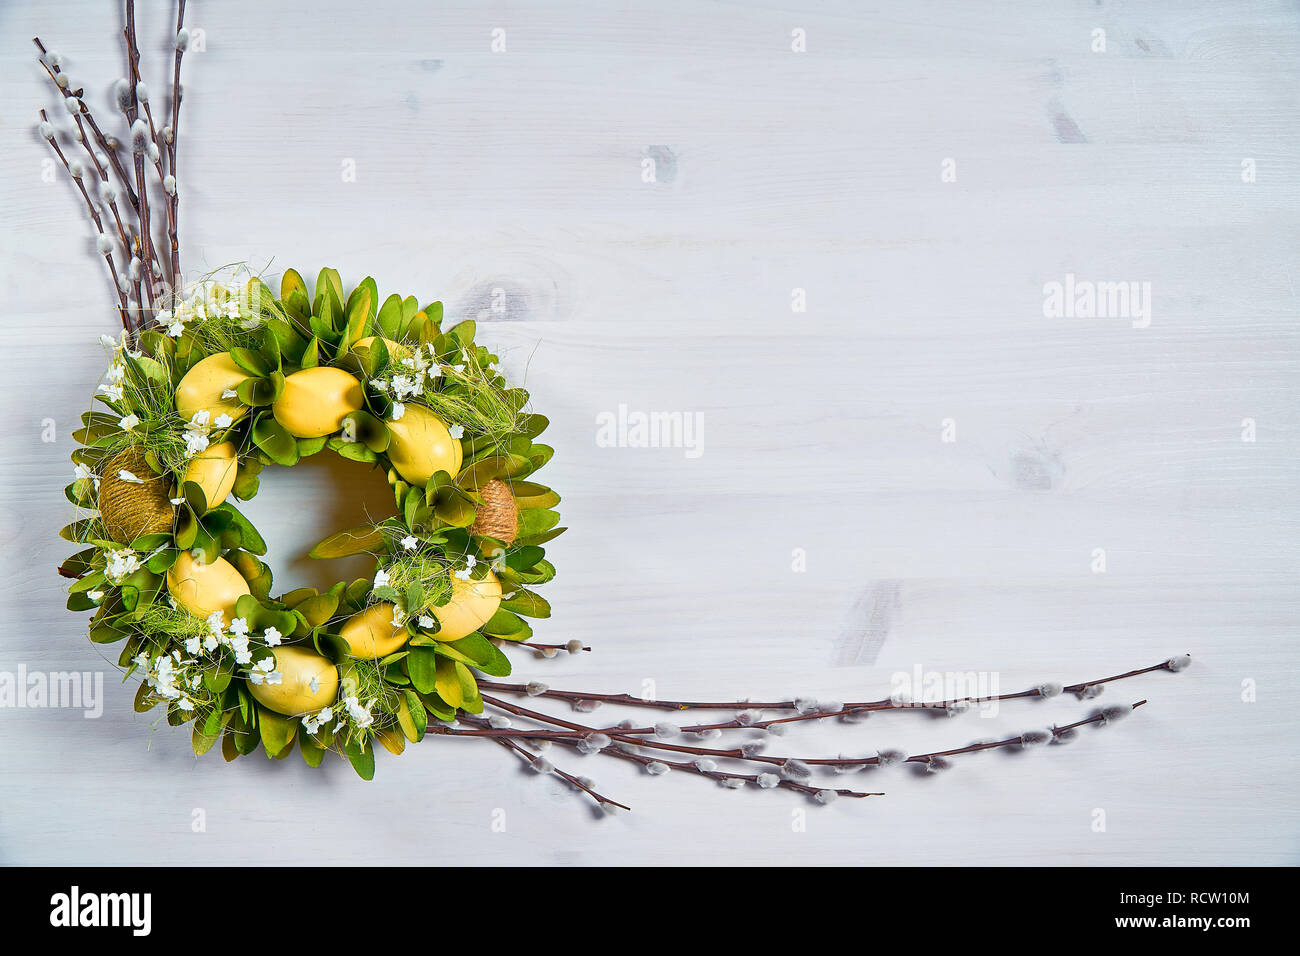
[1,0,1296,866]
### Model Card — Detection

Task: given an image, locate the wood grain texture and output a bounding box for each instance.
[0,0,1296,866]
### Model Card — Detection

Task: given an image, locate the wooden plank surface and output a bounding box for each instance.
[0,0,1296,865]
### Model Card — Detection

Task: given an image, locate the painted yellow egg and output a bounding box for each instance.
[248,645,339,716]
[386,404,463,487]
[175,353,251,424]
[272,367,365,438]
[351,335,409,359]
[340,602,409,659]
[182,441,238,509]
[432,571,501,641]
[166,551,250,627]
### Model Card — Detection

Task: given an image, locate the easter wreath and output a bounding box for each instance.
[61,269,561,777]
[43,2,1190,809]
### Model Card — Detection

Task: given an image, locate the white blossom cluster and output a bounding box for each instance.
[155,279,260,339]
[135,648,203,713]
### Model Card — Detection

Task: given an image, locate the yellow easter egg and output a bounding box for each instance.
[351,335,409,359]
[248,645,339,716]
[271,366,365,438]
[166,551,250,627]
[182,441,238,509]
[432,571,501,642]
[340,602,409,659]
[174,353,251,425]
[386,404,463,487]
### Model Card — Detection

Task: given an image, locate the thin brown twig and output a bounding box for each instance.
[123,0,157,318]
[39,109,131,330]
[32,37,140,214]
[481,656,1187,726]
[164,0,186,281]
[432,719,630,811]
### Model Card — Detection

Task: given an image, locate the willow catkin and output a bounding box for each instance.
[470,479,517,543]
[97,446,175,544]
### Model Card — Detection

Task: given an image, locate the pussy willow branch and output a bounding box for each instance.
[466,725,631,812]
[39,110,131,328]
[123,0,157,316]
[457,715,881,805]
[482,655,1189,725]
[902,700,1148,768]
[451,698,1147,810]
[32,37,140,216]
[164,0,186,281]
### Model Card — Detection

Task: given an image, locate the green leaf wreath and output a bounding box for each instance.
[41,1,1188,810]
[60,269,562,778]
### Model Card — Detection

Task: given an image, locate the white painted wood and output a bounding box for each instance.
[0,0,1295,865]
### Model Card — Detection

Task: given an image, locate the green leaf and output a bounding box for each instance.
[397,690,427,742]
[481,607,532,641]
[236,373,283,407]
[258,707,296,757]
[230,347,271,377]
[345,738,375,780]
[252,416,300,467]
[407,646,439,694]
[181,479,208,516]
[295,592,340,628]
[509,481,561,510]
[212,501,267,555]
[309,525,384,559]
[501,589,551,619]
[433,658,464,707]
[299,336,321,369]
[376,293,404,340]
[342,410,390,453]
[281,268,307,303]
[299,734,326,768]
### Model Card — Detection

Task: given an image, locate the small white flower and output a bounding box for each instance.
[117,469,144,484]
[119,414,140,431]
[177,696,195,712]
[390,402,405,421]
[213,413,233,428]
[390,375,419,399]
[401,535,418,551]
[206,612,225,636]
[228,617,249,638]
[184,636,201,655]
[221,389,238,400]
[418,615,435,629]
[87,590,104,602]
[73,462,93,482]
[302,706,333,734]
[230,636,252,666]
[447,424,465,439]
[373,568,390,588]
[248,657,282,686]
[262,626,282,646]
[182,430,209,456]
[104,549,141,584]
